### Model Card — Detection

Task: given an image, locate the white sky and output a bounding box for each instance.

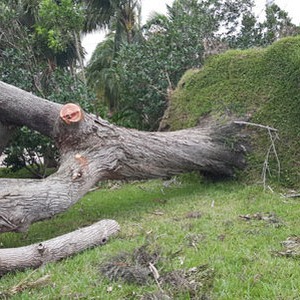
[82,0,300,62]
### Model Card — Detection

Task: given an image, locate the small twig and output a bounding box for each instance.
[261,143,272,190]
[149,262,164,292]
[284,193,300,198]
[165,72,172,89]
[235,120,280,189]
[261,128,280,190]
[234,121,278,132]
[88,186,100,193]
[267,128,281,180]
[1,269,50,297]
[9,274,51,295]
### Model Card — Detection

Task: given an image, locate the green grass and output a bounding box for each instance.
[1,175,300,299]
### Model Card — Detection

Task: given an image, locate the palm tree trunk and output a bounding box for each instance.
[74,31,87,84]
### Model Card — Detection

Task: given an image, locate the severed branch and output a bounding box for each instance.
[0,219,120,276]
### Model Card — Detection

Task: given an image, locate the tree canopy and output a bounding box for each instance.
[86,0,299,130]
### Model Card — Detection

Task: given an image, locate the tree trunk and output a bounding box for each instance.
[0,80,247,233]
[0,219,120,276]
[0,122,15,155]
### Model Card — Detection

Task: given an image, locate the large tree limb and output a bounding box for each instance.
[0,81,60,138]
[0,81,247,233]
[0,219,120,276]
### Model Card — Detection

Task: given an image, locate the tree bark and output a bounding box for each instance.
[0,219,120,276]
[0,80,247,233]
[0,122,15,155]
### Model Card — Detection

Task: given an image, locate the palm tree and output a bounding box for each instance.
[84,0,142,114]
[83,0,141,31]
[83,0,117,31]
[83,0,142,47]
[86,34,119,114]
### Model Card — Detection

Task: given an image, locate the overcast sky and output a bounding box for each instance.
[82,0,300,62]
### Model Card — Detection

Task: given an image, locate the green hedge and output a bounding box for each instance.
[162,36,300,186]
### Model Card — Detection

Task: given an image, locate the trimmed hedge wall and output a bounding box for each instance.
[161,36,300,186]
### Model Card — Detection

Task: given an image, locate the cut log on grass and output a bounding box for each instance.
[0,219,120,276]
[0,81,247,233]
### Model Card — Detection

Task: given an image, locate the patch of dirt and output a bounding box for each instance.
[99,244,214,299]
[276,236,300,257]
[185,233,206,248]
[140,291,172,300]
[99,245,160,285]
[185,211,202,219]
[160,264,214,299]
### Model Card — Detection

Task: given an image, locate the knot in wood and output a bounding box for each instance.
[100,237,108,245]
[60,103,83,125]
[72,170,82,180]
[37,243,45,255]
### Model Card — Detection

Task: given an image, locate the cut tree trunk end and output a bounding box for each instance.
[0,219,120,276]
[60,103,84,124]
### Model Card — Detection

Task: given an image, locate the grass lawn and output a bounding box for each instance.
[1,175,300,299]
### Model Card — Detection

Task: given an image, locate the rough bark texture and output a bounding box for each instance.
[0,122,15,155]
[0,81,60,137]
[0,80,247,233]
[0,219,120,276]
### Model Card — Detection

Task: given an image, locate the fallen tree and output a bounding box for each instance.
[0,80,248,275]
[0,80,247,233]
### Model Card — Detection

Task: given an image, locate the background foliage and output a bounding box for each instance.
[0,0,95,177]
[0,0,299,176]
[86,0,298,130]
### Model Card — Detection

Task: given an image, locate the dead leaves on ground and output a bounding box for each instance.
[239,212,283,227]
[275,236,300,258]
[0,272,51,299]
[238,212,300,258]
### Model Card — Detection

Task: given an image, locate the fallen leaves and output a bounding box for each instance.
[0,271,51,299]
[239,212,283,227]
[276,236,300,257]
